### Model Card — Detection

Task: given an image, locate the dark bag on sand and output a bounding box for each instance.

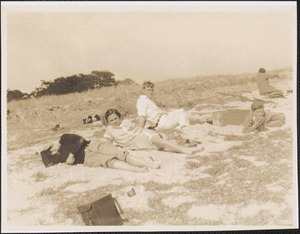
[77,194,123,226]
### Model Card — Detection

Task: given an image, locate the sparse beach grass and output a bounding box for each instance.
[5,68,295,226]
[44,127,293,226]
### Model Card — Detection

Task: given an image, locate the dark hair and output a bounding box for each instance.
[143,81,154,89]
[251,100,264,111]
[105,109,121,122]
[258,68,266,73]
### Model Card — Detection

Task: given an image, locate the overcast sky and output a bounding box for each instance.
[2,2,296,93]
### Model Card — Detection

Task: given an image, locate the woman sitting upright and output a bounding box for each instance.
[103,109,203,155]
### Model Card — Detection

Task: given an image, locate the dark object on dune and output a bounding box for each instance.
[83,115,101,124]
[127,188,136,197]
[83,116,93,124]
[174,134,201,147]
[94,114,101,121]
[52,124,60,131]
[205,119,213,125]
[87,116,93,123]
[259,67,266,73]
[184,139,201,147]
[77,194,124,226]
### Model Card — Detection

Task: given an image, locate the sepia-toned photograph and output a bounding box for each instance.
[1,1,298,232]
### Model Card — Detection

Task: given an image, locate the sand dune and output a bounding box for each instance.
[4,69,296,230]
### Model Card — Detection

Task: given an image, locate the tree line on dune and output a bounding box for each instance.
[7,70,135,102]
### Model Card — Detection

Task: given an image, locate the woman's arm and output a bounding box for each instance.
[243,116,265,133]
[103,127,115,144]
[59,134,85,161]
[137,97,147,130]
[138,116,146,129]
[265,73,279,79]
[66,153,75,165]
[243,124,259,133]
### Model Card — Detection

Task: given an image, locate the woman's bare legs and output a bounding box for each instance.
[151,135,204,155]
[110,159,148,172]
[266,90,285,98]
[126,154,160,169]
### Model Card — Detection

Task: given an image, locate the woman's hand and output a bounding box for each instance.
[66,153,75,165]
[160,110,168,115]
[254,115,264,126]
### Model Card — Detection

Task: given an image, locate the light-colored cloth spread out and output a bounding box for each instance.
[157,109,189,130]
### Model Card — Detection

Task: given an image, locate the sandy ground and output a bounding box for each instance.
[3,73,297,231]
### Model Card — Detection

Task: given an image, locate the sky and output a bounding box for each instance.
[2,2,296,93]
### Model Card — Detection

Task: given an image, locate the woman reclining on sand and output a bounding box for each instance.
[103,109,204,155]
[40,133,161,173]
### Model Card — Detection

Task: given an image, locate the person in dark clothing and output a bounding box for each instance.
[40,134,90,167]
[255,67,285,98]
[40,133,160,172]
